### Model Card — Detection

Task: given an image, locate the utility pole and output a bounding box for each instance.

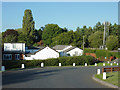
[103,21,110,49]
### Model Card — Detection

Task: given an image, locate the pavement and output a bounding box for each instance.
[2,66,114,88]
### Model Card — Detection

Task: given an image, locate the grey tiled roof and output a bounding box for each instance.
[63,46,76,53]
[53,45,69,50]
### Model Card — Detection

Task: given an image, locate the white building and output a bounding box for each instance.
[3,43,25,60]
[53,45,83,56]
[63,47,83,56]
[4,43,25,52]
[24,46,59,60]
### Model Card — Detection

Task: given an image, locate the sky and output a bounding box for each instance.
[2,2,118,32]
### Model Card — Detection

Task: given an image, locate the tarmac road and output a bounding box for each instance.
[2,66,110,88]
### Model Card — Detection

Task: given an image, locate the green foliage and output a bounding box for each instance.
[22,9,35,46]
[51,30,82,47]
[4,35,18,43]
[42,24,67,46]
[106,35,118,50]
[84,48,118,58]
[2,29,18,43]
[2,56,95,70]
[88,31,103,48]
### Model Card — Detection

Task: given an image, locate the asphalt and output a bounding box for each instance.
[2,66,112,88]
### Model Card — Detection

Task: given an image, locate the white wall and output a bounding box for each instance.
[29,46,59,60]
[24,57,33,60]
[56,50,63,52]
[66,48,83,56]
[4,43,25,52]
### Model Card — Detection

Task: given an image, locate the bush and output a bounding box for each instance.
[84,48,118,58]
[2,55,96,70]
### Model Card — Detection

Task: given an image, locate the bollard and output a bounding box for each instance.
[103,63,105,66]
[73,63,75,66]
[97,69,100,75]
[85,63,87,66]
[108,61,110,64]
[41,63,44,68]
[110,63,113,66]
[1,66,5,71]
[117,63,119,65]
[59,63,61,67]
[103,72,106,80]
[21,64,25,69]
[95,63,97,66]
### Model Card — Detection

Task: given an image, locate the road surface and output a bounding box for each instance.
[2,66,110,88]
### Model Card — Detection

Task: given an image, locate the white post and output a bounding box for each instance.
[85,63,87,66]
[73,63,75,66]
[59,63,61,67]
[21,64,25,69]
[95,63,97,66]
[114,62,116,64]
[108,61,110,64]
[103,63,105,66]
[117,63,119,65]
[103,72,106,80]
[41,62,44,68]
[97,69,100,75]
[110,63,113,66]
[1,66,5,71]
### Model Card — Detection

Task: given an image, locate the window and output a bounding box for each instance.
[3,54,12,60]
[15,54,20,60]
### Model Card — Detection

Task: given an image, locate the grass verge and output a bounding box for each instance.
[95,71,118,86]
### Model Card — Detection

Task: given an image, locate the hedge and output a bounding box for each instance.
[84,48,118,58]
[2,55,96,70]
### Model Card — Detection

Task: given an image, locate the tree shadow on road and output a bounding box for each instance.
[2,67,77,86]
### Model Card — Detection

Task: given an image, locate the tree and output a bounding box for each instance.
[22,9,35,46]
[2,29,18,43]
[88,31,103,48]
[4,35,17,43]
[93,22,104,33]
[106,35,118,50]
[3,29,18,38]
[42,24,67,46]
[35,28,43,42]
[51,31,82,47]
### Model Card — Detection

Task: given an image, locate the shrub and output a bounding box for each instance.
[2,55,96,70]
[84,48,118,58]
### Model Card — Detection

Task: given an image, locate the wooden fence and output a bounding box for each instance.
[102,67,120,73]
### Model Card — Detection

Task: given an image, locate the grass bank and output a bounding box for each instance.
[95,71,118,86]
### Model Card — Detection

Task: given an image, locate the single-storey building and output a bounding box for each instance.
[24,46,59,60]
[53,45,83,56]
[63,46,83,56]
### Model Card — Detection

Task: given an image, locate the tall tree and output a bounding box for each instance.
[42,24,67,46]
[22,9,35,46]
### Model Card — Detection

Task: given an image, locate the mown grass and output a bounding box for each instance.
[90,62,119,66]
[95,71,119,86]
